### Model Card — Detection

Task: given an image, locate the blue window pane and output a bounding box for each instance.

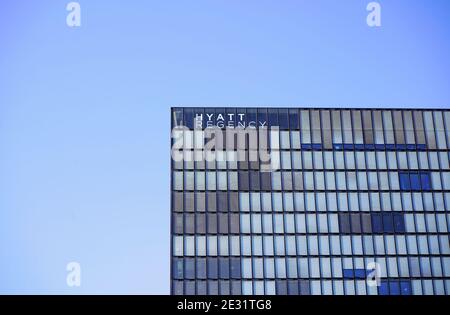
[355,144,365,150]
[208,258,218,279]
[185,258,195,280]
[354,269,367,279]
[279,111,289,129]
[385,144,396,150]
[343,269,354,279]
[230,258,241,279]
[379,280,389,295]
[342,268,367,279]
[289,111,299,129]
[400,281,412,295]
[393,214,405,233]
[406,144,416,150]
[417,144,427,150]
[396,144,407,150]
[420,172,432,190]
[247,112,257,126]
[382,214,394,233]
[410,173,421,190]
[311,143,323,150]
[184,109,194,129]
[389,281,400,295]
[301,144,312,150]
[365,144,375,150]
[172,258,183,279]
[399,172,410,190]
[269,110,278,127]
[371,214,383,233]
[219,258,230,278]
[375,144,385,150]
[343,144,354,150]
[333,144,343,150]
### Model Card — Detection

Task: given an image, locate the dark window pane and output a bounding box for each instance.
[239,160,249,170]
[354,269,367,279]
[185,281,196,294]
[400,281,412,295]
[230,258,241,278]
[338,214,351,233]
[173,192,183,212]
[220,280,230,295]
[172,258,183,279]
[343,269,354,279]
[288,280,299,295]
[276,280,288,295]
[389,281,400,295]
[229,192,239,211]
[185,258,195,280]
[208,258,218,279]
[382,213,394,233]
[361,213,372,233]
[197,192,206,212]
[197,281,207,295]
[196,213,206,234]
[230,214,240,234]
[279,110,289,129]
[207,214,217,233]
[393,214,405,233]
[250,171,260,190]
[410,173,421,190]
[299,280,310,295]
[173,280,183,295]
[207,192,217,212]
[218,213,229,233]
[172,109,183,127]
[268,109,278,127]
[184,109,194,129]
[219,258,230,278]
[218,192,228,212]
[185,193,194,212]
[173,214,183,234]
[350,214,362,233]
[208,280,219,295]
[231,280,242,295]
[185,214,195,234]
[197,258,207,279]
[378,280,389,295]
[371,213,383,233]
[289,110,299,129]
[399,173,410,190]
[260,172,271,190]
[239,171,249,190]
[420,172,432,190]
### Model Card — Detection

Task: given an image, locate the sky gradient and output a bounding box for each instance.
[0,0,450,294]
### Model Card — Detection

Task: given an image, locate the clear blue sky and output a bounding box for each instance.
[0,0,449,294]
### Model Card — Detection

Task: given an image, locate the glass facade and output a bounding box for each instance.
[171,107,450,295]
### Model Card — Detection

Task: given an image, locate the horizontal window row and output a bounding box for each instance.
[172,191,450,212]
[173,109,450,151]
[172,278,448,295]
[172,235,450,257]
[172,279,310,295]
[173,128,442,151]
[338,213,405,234]
[173,150,450,171]
[171,256,450,279]
[172,170,450,191]
[173,213,450,235]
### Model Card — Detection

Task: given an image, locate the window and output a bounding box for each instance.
[399,172,432,190]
